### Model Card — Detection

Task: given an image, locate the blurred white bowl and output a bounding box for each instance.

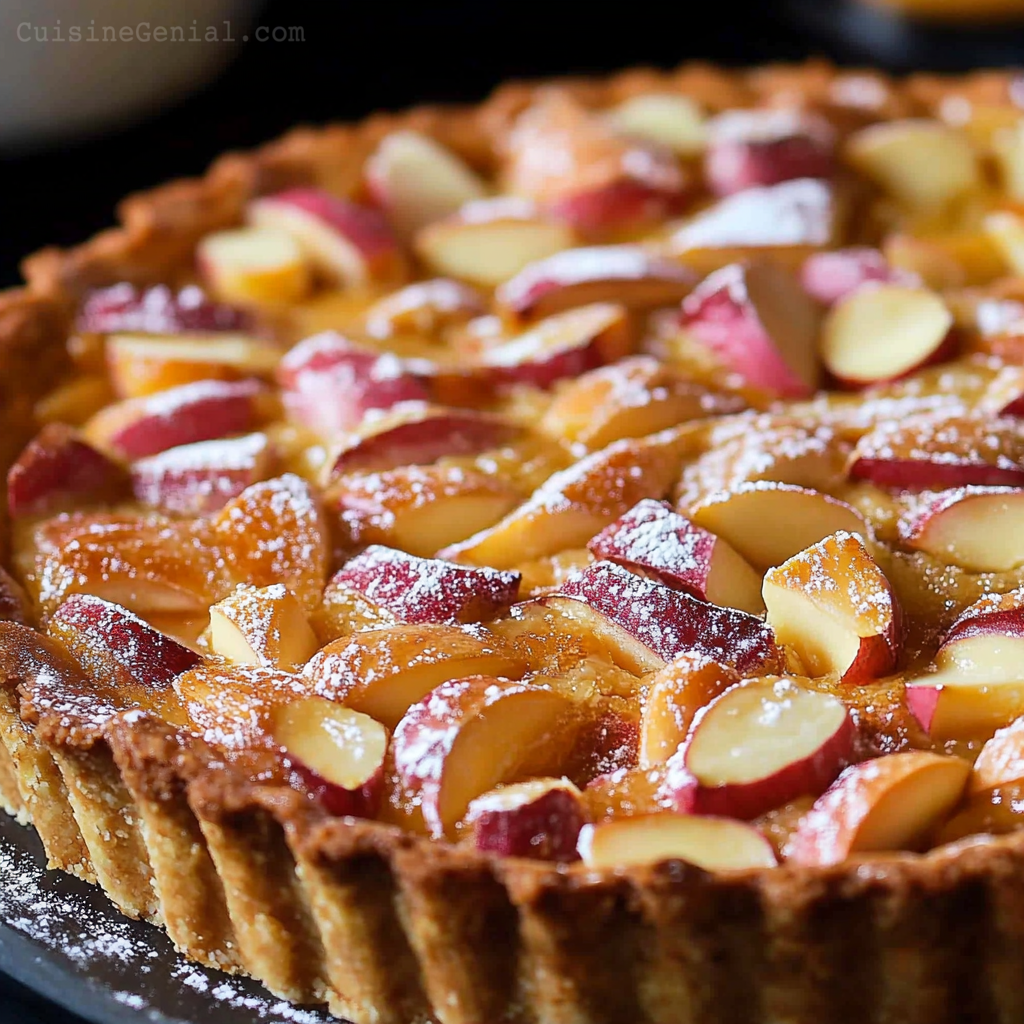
[0,0,262,151]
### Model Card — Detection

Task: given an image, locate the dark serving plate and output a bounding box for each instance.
[0,811,339,1024]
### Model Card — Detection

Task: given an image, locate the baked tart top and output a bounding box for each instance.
[9,62,1024,879]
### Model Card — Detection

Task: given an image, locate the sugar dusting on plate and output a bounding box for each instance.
[0,824,332,1022]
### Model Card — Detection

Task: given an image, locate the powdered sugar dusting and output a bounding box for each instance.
[0,823,335,1021]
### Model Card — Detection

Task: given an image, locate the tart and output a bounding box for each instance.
[6,60,1024,1024]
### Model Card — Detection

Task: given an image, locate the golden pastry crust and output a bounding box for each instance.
[5,60,1024,1024]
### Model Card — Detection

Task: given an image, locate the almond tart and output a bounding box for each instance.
[7,61,1024,1024]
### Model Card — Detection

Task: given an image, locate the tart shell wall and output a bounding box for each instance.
[3,60,1024,1023]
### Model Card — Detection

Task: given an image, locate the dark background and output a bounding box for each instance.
[1,0,1022,1019]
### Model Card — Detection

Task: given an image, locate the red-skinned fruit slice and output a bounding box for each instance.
[208,583,319,672]
[800,247,918,306]
[504,91,689,238]
[539,355,747,450]
[248,188,405,286]
[680,260,821,398]
[481,302,633,391]
[668,178,839,269]
[688,483,867,573]
[659,677,854,820]
[197,226,312,305]
[703,108,835,197]
[365,130,488,237]
[174,664,313,749]
[277,331,430,435]
[556,560,781,676]
[820,284,955,388]
[392,676,572,838]
[83,378,268,459]
[441,428,691,568]
[321,407,517,480]
[787,751,971,865]
[363,278,486,340]
[604,93,707,156]
[7,423,128,519]
[414,197,577,288]
[130,432,273,515]
[970,716,1024,796]
[76,283,251,336]
[495,245,695,321]
[48,593,200,690]
[588,498,764,615]
[639,654,740,769]
[848,414,1024,491]
[466,777,585,861]
[762,531,902,685]
[106,332,283,400]
[211,473,328,614]
[270,696,389,818]
[898,486,1024,572]
[303,624,528,731]
[905,588,1024,739]
[332,545,521,625]
[577,813,777,870]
